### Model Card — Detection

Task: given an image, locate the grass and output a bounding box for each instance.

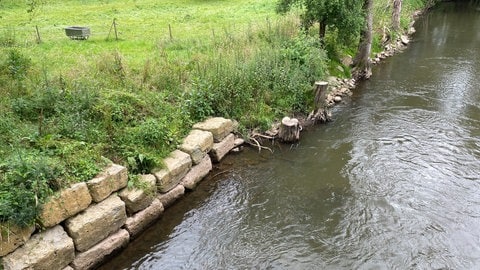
[0,0,432,228]
[0,0,280,73]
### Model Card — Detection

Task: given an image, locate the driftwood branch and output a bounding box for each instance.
[247,137,273,153]
[251,132,275,140]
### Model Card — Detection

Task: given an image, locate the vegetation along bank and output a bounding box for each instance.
[0,0,437,259]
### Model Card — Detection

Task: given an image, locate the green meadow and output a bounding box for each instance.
[1,0,282,71]
[0,0,429,228]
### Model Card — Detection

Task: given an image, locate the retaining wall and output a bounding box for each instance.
[0,117,243,270]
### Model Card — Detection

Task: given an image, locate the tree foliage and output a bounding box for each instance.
[276,0,364,43]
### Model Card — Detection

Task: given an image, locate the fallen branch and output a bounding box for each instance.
[251,132,275,140]
[247,137,273,153]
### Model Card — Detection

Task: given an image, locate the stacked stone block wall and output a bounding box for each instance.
[0,117,241,270]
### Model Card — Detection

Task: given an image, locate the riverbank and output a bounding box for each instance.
[258,9,425,143]
[1,117,244,269]
[0,0,434,263]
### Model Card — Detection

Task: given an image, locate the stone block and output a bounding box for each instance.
[153,150,191,193]
[179,129,214,165]
[63,266,74,270]
[234,138,245,147]
[209,133,235,162]
[39,182,92,228]
[124,199,164,238]
[2,225,74,270]
[181,155,212,190]
[0,224,35,257]
[65,195,126,252]
[70,229,129,270]
[158,185,185,209]
[119,174,156,215]
[87,164,128,202]
[193,117,233,142]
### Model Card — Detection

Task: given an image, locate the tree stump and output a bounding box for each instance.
[313,81,328,111]
[307,81,331,123]
[278,117,301,143]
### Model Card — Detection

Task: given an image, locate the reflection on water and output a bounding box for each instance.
[100,1,480,269]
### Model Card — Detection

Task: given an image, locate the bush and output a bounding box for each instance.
[4,49,31,81]
[0,152,61,227]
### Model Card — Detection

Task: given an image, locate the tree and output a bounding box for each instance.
[392,0,402,31]
[352,0,373,80]
[276,0,364,43]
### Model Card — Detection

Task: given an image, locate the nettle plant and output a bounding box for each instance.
[0,152,60,227]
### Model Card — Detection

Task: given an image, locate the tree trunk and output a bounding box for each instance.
[278,117,301,143]
[353,0,374,80]
[319,19,327,41]
[392,0,402,31]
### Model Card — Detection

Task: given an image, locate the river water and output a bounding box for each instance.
[100,1,480,269]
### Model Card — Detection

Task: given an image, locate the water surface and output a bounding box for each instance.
[100,1,480,269]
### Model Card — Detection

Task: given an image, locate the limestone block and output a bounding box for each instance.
[65,195,126,252]
[158,185,185,209]
[179,129,214,165]
[193,117,233,142]
[181,155,212,190]
[2,225,74,270]
[87,164,128,202]
[124,199,164,238]
[119,174,156,215]
[234,138,245,147]
[63,266,74,270]
[209,133,235,163]
[39,182,92,228]
[153,150,191,193]
[70,229,129,270]
[0,224,35,257]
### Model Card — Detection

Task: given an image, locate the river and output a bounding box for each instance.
[99,1,480,269]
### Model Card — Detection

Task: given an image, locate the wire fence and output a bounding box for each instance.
[0,19,147,45]
[0,16,289,48]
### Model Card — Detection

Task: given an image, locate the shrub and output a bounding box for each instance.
[0,152,61,227]
[5,49,31,81]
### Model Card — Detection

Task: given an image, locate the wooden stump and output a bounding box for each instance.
[313,81,328,111]
[307,81,331,123]
[278,117,301,143]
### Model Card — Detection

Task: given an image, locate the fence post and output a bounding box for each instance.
[113,18,118,41]
[35,25,42,43]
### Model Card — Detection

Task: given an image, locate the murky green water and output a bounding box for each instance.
[100,1,480,269]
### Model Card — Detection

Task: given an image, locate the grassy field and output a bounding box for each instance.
[1,0,281,72]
